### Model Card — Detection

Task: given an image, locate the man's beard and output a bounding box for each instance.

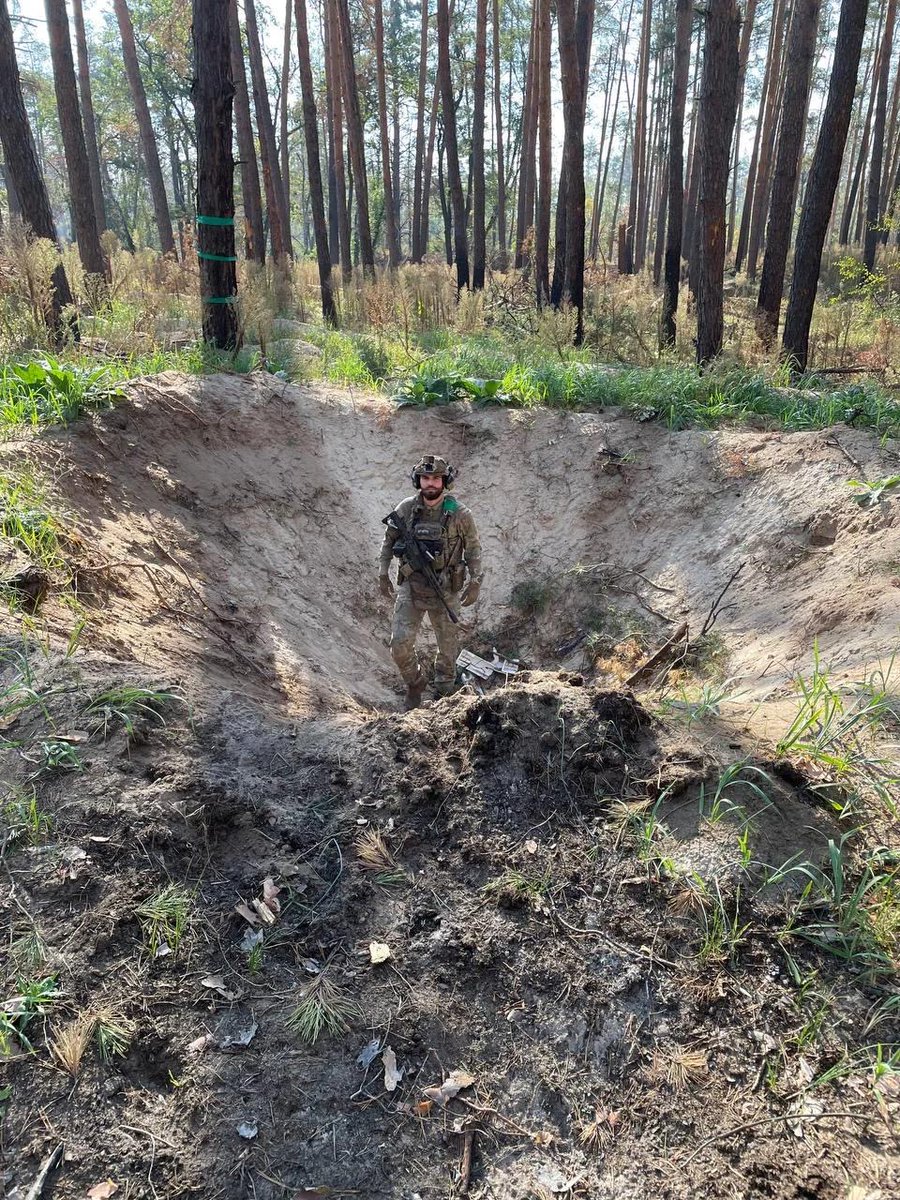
[421,484,443,500]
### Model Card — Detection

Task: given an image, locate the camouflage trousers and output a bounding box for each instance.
[390,583,461,691]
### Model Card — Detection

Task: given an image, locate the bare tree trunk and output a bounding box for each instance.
[593,0,635,260]
[557,0,595,344]
[756,0,822,345]
[373,0,401,268]
[437,0,469,289]
[192,0,238,350]
[696,0,740,365]
[412,0,429,261]
[589,42,617,261]
[515,4,539,268]
[322,2,338,264]
[744,0,788,278]
[726,0,757,251]
[420,81,441,259]
[864,0,897,268]
[623,0,652,274]
[839,6,884,244]
[45,0,107,281]
[534,0,551,303]
[229,0,265,264]
[244,0,291,261]
[295,0,337,323]
[71,0,105,234]
[660,0,692,347]
[280,0,292,233]
[335,0,375,275]
[735,0,786,272]
[0,0,74,340]
[680,19,702,272]
[113,0,174,255]
[783,0,868,370]
[551,0,593,307]
[472,0,488,287]
[326,0,351,278]
[492,0,507,269]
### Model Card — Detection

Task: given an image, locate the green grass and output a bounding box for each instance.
[0,356,121,427]
[135,883,193,956]
[0,974,59,1054]
[0,472,66,571]
[84,684,185,741]
[1,783,51,847]
[286,973,359,1044]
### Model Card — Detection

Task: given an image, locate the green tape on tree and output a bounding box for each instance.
[198,251,237,262]
[196,214,235,226]
[203,296,238,304]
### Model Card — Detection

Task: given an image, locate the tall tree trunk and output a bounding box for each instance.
[660,0,692,347]
[420,80,441,260]
[557,0,595,344]
[756,0,822,346]
[492,0,507,269]
[411,0,429,261]
[552,0,593,307]
[588,41,617,261]
[593,0,636,261]
[437,0,469,289]
[623,0,652,274]
[680,21,703,272]
[71,0,105,235]
[335,0,375,275]
[515,4,539,269]
[0,0,74,340]
[373,0,401,268]
[735,0,786,272]
[727,0,757,251]
[472,0,488,287]
[696,0,740,365]
[636,34,661,272]
[229,0,265,264]
[326,0,351,278]
[744,0,789,278]
[45,0,107,281]
[783,0,868,370]
[839,9,883,244]
[534,0,551,303]
[864,0,897,268]
[280,0,292,232]
[113,0,174,255]
[244,0,291,261]
[192,0,238,350]
[295,0,337,323]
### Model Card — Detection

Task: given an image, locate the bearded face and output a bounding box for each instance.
[418,472,445,502]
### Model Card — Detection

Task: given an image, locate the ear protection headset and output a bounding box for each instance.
[410,456,456,489]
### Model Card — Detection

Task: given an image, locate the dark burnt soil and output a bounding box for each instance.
[1,648,898,1200]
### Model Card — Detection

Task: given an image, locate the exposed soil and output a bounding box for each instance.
[1,374,898,1200]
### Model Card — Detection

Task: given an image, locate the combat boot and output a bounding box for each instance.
[404,678,426,710]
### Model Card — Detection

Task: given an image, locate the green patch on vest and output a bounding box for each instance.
[442,495,460,513]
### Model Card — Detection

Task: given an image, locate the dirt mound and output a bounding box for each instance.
[2,371,897,720]
[1,643,897,1199]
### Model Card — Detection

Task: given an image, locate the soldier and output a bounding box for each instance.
[379,454,483,709]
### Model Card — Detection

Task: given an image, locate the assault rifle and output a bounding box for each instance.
[382,509,459,624]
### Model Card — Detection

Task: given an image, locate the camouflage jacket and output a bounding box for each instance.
[380,493,483,594]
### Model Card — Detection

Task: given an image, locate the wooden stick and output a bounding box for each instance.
[23,1143,64,1200]
[459,1128,475,1194]
[624,621,689,686]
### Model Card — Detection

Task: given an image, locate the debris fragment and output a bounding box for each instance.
[356,1037,381,1069]
[236,1121,258,1140]
[239,927,263,953]
[186,1033,213,1055]
[86,1184,119,1200]
[234,902,260,926]
[423,1068,475,1107]
[382,1045,403,1092]
[369,941,391,964]
[456,648,519,680]
[200,975,239,1001]
[218,1020,258,1050]
[459,1128,475,1195]
[251,877,281,925]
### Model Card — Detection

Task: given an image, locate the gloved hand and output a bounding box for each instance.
[379,573,395,599]
[461,578,481,607]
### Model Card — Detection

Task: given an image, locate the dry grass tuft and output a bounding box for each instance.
[354,828,397,873]
[649,1045,709,1090]
[578,1106,621,1152]
[50,1011,96,1077]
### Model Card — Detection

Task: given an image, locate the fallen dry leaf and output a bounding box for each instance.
[423,1068,475,1107]
[382,1045,403,1092]
[234,902,260,926]
[87,1183,119,1199]
[369,941,391,964]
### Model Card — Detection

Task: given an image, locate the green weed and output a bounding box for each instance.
[697,881,750,963]
[659,678,744,727]
[2,784,51,846]
[0,357,121,428]
[482,866,552,908]
[0,975,59,1054]
[848,475,900,506]
[136,884,193,956]
[697,762,773,824]
[286,973,359,1044]
[95,1013,132,1062]
[84,684,185,741]
[0,472,66,571]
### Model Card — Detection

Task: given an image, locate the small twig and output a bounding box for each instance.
[680,1109,871,1167]
[824,434,865,476]
[550,906,679,969]
[23,1143,64,1200]
[459,1128,475,1195]
[700,563,745,636]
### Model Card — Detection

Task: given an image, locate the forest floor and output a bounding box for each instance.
[0,371,898,1199]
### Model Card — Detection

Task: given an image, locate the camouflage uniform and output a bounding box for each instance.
[380,490,482,696]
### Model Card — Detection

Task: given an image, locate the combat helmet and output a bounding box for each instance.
[411,454,456,489]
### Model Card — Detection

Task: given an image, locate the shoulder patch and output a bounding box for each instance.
[442,495,460,513]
